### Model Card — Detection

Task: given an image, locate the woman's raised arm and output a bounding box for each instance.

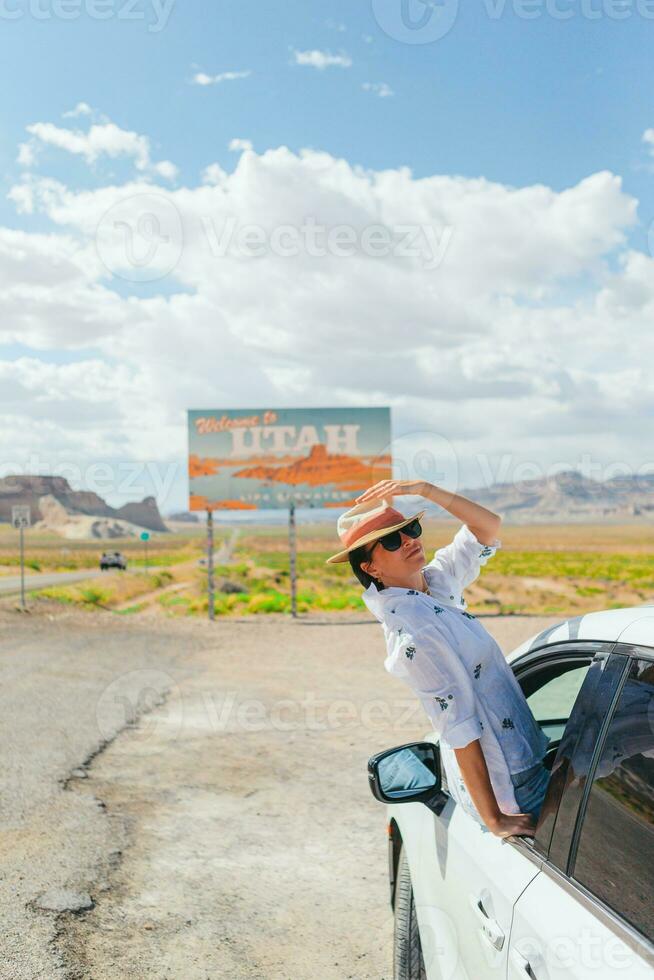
[354,479,501,546]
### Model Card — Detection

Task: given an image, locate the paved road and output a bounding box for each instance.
[0,608,559,980]
[0,569,110,598]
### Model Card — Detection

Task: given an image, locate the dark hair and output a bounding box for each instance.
[348,542,385,591]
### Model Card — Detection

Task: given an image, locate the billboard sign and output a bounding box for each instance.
[187,407,391,511]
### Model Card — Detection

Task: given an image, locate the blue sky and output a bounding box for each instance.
[2,1,652,220]
[0,0,653,514]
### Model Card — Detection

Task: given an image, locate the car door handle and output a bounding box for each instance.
[509,946,534,977]
[468,894,505,950]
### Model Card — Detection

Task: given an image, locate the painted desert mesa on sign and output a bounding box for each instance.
[189,495,257,511]
[189,445,391,490]
[187,407,392,511]
[234,444,391,489]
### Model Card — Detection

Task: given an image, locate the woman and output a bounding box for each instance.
[325,479,552,839]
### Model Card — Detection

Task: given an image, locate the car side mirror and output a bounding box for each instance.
[368,741,448,815]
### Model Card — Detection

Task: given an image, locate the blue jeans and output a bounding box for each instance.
[510,759,551,821]
[478,759,551,834]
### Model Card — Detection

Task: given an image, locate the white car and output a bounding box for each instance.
[368,604,654,980]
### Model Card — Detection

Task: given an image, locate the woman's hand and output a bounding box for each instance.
[488,811,538,839]
[355,480,430,504]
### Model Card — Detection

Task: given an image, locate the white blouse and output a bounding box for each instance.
[361,522,551,826]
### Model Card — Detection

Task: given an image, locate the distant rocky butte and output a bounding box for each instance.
[180,469,654,523]
[422,470,654,524]
[34,496,153,540]
[0,475,168,536]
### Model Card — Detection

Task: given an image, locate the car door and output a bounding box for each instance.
[409,641,610,980]
[411,782,542,980]
[507,647,654,979]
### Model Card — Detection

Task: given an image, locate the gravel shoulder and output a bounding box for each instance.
[0,604,560,980]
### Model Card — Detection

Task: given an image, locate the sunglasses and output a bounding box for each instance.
[368,518,423,555]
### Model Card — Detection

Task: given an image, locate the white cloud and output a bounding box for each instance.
[643,128,654,156]
[17,142,36,167]
[202,163,228,185]
[63,101,93,119]
[152,159,179,181]
[362,81,394,98]
[228,138,253,152]
[19,116,178,182]
[291,49,352,69]
[2,139,652,507]
[191,69,251,86]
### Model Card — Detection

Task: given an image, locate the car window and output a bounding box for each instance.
[570,657,654,943]
[534,651,628,864]
[526,664,590,740]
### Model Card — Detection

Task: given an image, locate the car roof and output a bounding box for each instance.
[507,604,654,664]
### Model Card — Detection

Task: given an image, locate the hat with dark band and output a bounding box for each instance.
[325,497,425,564]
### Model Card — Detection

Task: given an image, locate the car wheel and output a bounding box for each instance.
[394,845,426,980]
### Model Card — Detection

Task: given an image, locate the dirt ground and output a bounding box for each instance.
[0,603,560,980]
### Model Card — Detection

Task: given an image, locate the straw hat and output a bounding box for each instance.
[325,497,426,564]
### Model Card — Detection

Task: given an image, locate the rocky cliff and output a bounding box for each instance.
[0,475,168,533]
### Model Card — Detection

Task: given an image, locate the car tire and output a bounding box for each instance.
[393,845,426,980]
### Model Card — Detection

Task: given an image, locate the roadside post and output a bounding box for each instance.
[207,509,215,621]
[288,499,297,619]
[140,530,150,570]
[12,505,31,611]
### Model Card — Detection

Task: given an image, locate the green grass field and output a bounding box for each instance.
[1,521,652,617]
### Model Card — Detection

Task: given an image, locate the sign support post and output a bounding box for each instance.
[289,499,297,619]
[19,523,25,610]
[207,509,215,621]
[140,531,150,571]
[12,505,31,611]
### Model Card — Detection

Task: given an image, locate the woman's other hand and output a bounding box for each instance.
[355,479,429,503]
[488,811,538,838]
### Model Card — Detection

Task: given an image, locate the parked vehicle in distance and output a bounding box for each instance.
[99,551,127,571]
[367,604,654,980]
